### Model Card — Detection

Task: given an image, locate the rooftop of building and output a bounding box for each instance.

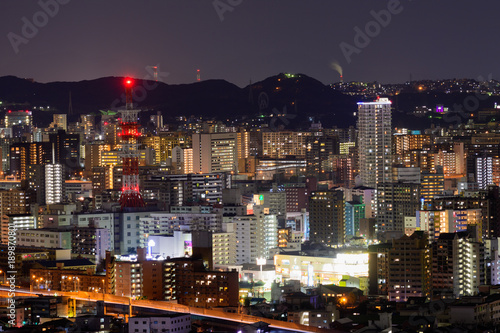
[34,259,95,268]
[437,231,470,240]
[130,313,192,319]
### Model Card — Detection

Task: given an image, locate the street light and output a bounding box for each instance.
[0,270,6,284]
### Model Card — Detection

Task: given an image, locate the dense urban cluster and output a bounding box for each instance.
[2,80,500,333]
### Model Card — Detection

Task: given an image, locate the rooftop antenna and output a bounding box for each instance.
[147,65,158,81]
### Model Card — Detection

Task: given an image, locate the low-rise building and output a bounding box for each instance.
[128,314,191,333]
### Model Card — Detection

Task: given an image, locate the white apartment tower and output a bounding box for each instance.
[234,206,277,265]
[45,164,64,204]
[192,133,238,173]
[357,98,392,188]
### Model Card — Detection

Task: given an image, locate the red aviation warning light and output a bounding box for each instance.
[119,78,145,209]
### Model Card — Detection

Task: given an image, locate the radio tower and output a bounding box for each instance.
[119,78,145,208]
[197,69,200,81]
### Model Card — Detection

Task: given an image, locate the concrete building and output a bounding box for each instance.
[421,168,445,206]
[2,214,34,244]
[376,182,421,234]
[254,186,286,217]
[192,133,238,173]
[146,231,192,259]
[128,314,191,333]
[345,201,365,238]
[140,211,222,248]
[416,209,482,240]
[213,225,237,266]
[17,228,71,249]
[45,164,64,204]
[392,166,421,183]
[477,156,494,190]
[387,232,431,302]
[309,190,345,247]
[357,97,392,188]
[284,183,309,213]
[234,206,277,264]
[262,131,311,159]
[164,257,239,307]
[433,232,484,298]
[50,114,67,131]
[72,226,111,263]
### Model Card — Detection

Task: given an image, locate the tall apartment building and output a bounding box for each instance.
[305,134,338,178]
[357,98,392,188]
[421,168,445,205]
[72,226,111,263]
[284,183,309,213]
[9,142,52,180]
[432,232,484,298]
[376,183,421,234]
[387,232,431,302]
[233,206,277,265]
[212,226,237,267]
[309,190,345,247]
[345,201,365,238]
[416,209,482,241]
[192,133,238,173]
[49,130,80,174]
[0,189,30,243]
[394,134,431,157]
[476,156,494,190]
[45,164,64,205]
[254,186,287,217]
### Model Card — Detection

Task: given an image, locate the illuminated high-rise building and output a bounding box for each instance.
[357,98,392,188]
[309,190,345,246]
[477,156,494,190]
[45,164,64,204]
[421,167,445,205]
[192,133,238,173]
[5,110,32,127]
[262,131,311,159]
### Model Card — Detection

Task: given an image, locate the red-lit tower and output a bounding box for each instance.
[119,78,145,208]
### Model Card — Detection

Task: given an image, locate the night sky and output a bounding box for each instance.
[0,1,498,87]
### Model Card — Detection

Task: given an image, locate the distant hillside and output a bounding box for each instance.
[0,74,357,128]
[1,74,498,129]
